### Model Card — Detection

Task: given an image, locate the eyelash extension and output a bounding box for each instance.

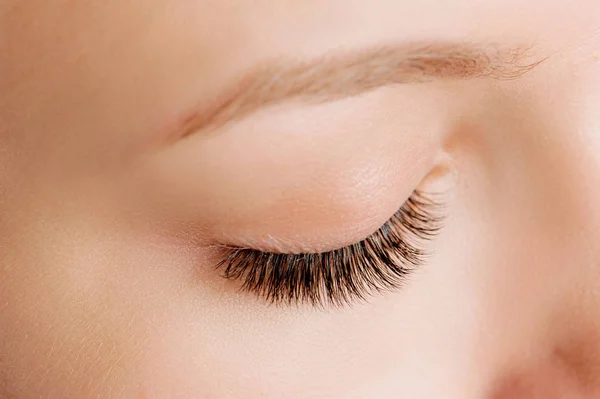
[216,191,444,308]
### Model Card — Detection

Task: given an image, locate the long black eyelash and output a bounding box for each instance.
[217,191,444,308]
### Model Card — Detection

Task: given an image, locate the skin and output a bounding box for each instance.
[1,0,600,397]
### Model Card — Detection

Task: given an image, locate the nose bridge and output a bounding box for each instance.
[484,66,600,398]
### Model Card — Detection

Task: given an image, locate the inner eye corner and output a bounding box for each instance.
[415,159,458,197]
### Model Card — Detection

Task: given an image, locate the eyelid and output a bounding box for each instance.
[215,191,444,308]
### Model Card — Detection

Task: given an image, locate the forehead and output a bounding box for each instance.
[2,1,551,105]
[3,1,550,61]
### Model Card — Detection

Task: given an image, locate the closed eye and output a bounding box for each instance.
[215,191,444,308]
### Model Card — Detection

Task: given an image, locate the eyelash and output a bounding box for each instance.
[216,191,444,308]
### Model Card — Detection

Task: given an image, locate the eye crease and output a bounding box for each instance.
[216,191,444,308]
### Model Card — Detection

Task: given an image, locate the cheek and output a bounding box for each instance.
[131,87,447,250]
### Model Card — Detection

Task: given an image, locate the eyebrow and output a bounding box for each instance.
[174,42,544,138]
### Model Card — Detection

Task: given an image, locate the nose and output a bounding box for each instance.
[484,125,600,397]
[489,329,600,398]
[485,143,600,397]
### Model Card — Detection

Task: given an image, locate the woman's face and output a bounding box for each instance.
[2,1,600,398]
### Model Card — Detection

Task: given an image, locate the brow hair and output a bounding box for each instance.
[172,42,544,138]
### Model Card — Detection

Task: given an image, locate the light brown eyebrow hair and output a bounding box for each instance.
[174,42,544,138]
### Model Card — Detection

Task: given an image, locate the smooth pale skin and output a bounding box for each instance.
[2,1,600,398]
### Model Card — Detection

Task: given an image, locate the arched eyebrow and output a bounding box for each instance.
[173,42,544,138]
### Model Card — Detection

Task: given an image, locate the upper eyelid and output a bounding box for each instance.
[216,191,444,257]
[227,190,443,258]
